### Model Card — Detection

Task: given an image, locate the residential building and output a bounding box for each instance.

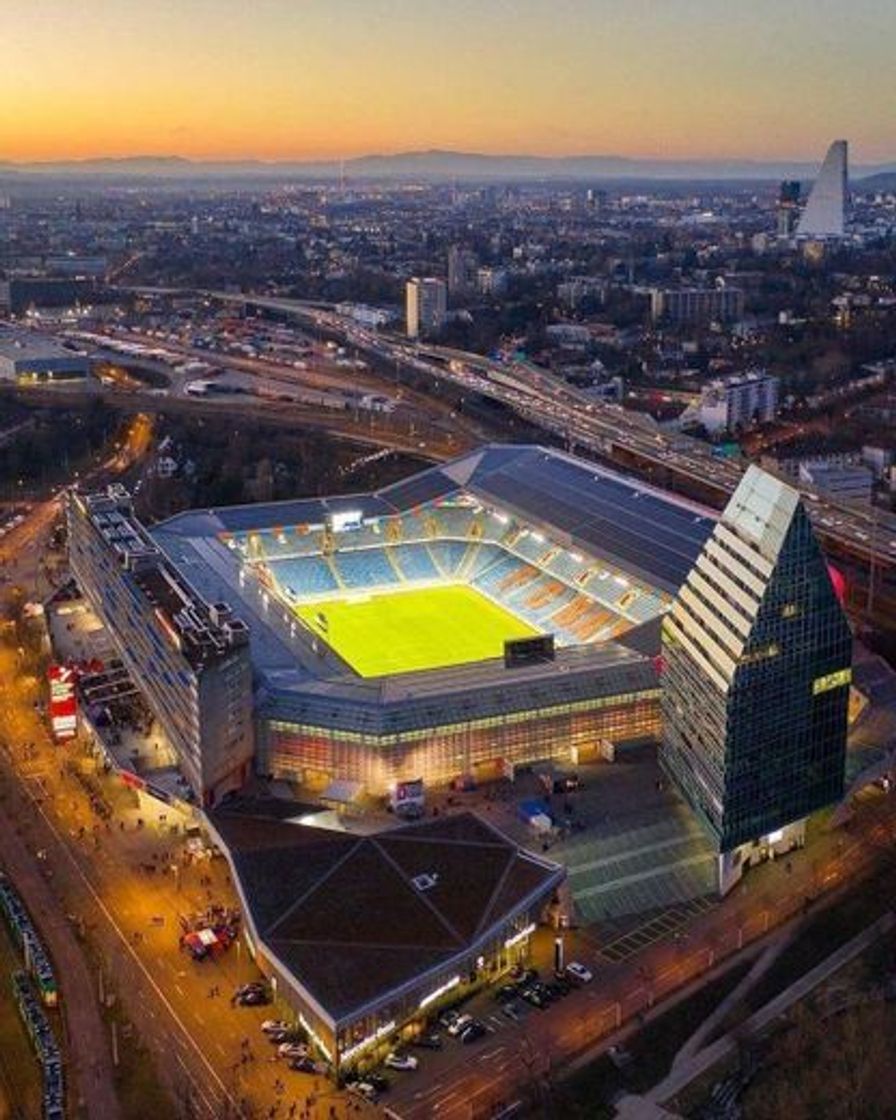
[406,277,447,339]
[776,180,801,238]
[476,267,509,297]
[649,286,745,325]
[67,486,255,805]
[695,371,779,434]
[447,246,478,295]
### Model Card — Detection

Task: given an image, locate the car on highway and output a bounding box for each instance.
[565,962,594,984]
[384,1051,418,1071]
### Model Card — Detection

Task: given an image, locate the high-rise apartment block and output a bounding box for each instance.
[661,467,852,892]
[447,246,478,295]
[67,487,255,805]
[650,286,744,325]
[776,180,801,237]
[406,277,447,339]
[697,371,780,434]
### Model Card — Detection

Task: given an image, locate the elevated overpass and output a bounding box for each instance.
[206,291,896,579]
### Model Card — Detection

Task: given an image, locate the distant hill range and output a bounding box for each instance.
[0,149,894,183]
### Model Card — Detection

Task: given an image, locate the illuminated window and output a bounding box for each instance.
[812,668,852,696]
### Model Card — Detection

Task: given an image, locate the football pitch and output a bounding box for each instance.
[295,584,538,677]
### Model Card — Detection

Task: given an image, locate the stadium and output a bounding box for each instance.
[148,445,718,795]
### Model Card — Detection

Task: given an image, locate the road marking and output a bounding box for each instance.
[174,984,185,998]
[432,1092,460,1111]
[477,1045,506,1063]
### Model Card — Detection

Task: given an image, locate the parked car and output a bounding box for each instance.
[384,1052,418,1071]
[520,986,547,1010]
[278,1042,308,1060]
[566,962,593,984]
[366,1074,391,1093]
[438,1009,461,1030]
[236,987,270,1006]
[261,1020,291,1035]
[289,1056,320,1074]
[495,984,519,1003]
[447,1013,474,1037]
[346,1080,377,1101]
[607,1045,633,1070]
[460,1021,488,1044]
[412,1032,442,1050]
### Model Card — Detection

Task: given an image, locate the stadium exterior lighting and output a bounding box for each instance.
[504,922,536,949]
[419,975,460,1009]
[339,1020,396,1064]
[532,532,545,544]
[569,551,583,563]
[299,1013,333,1062]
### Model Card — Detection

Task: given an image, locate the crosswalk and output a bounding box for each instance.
[598,897,717,963]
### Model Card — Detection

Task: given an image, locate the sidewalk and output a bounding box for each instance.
[615,910,896,1116]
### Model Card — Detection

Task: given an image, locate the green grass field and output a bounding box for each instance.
[296,584,538,677]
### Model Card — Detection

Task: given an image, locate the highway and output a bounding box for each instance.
[211,292,896,580]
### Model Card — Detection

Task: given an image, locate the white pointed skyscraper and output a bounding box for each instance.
[797,140,848,237]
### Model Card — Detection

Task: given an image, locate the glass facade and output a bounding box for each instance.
[264,691,659,791]
[661,467,851,853]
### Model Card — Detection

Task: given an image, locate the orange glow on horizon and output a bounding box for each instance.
[2,1,895,165]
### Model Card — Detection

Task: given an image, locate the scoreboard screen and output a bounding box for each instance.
[504,634,555,668]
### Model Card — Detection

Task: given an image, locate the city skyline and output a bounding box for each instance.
[3,0,896,163]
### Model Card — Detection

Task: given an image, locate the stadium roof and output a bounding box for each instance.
[151,445,714,721]
[210,804,563,1025]
[157,444,716,592]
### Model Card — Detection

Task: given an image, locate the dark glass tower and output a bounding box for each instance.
[661,467,851,861]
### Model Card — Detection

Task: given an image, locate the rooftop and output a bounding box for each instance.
[210,804,563,1023]
[0,326,88,363]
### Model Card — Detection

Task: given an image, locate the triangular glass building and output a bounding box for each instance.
[796,139,848,238]
[661,466,852,892]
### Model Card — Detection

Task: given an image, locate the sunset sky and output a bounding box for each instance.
[3,0,894,163]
